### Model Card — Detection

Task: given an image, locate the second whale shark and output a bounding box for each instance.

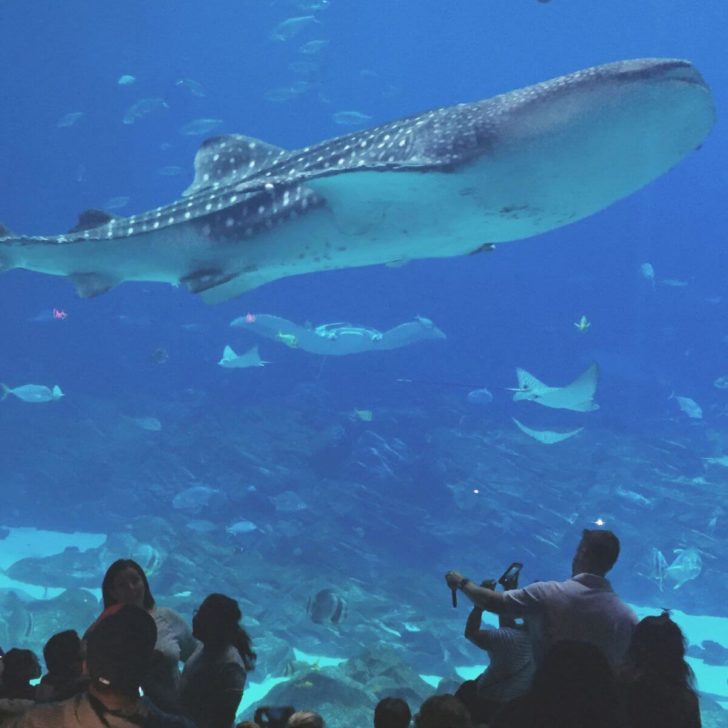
[0,58,715,303]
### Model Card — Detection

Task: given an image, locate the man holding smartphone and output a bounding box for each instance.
[446,529,637,667]
[455,565,535,724]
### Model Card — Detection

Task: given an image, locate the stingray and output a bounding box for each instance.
[217,344,268,368]
[510,363,599,412]
[512,417,583,445]
[0,58,715,303]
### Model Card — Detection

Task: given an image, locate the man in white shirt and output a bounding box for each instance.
[446,529,638,666]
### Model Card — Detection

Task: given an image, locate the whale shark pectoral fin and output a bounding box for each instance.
[70,272,120,297]
[180,268,239,294]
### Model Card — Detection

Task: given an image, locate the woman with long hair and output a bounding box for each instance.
[97,559,197,713]
[180,593,256,728]
[619,612,700,728]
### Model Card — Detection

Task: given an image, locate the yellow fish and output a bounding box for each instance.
[353,409,374,422]
[276,331,299,348]
[574,315,591,333]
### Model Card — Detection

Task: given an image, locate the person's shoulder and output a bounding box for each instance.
[153,606,191,631]
[153,605,183,621]
[521,579,564,596]
[1,695,79,726]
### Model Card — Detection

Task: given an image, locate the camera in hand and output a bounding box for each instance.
[497,561,523,591]
[254,706,296,727]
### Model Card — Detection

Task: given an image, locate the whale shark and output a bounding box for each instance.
[0,58,715,303]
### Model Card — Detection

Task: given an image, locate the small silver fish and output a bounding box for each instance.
[673,394,702,419]
[299,39,329,55]
[175,78,206,97]
[226,519,258,535]
[333,110,372,127]
[56,111,84,128]
[127,416,162,431]
[2,384,64,403]
[103,196,130,211]
[264,82,312,103]
[123,97,169,124]
[270,15,320,42]
[178,118,223,136]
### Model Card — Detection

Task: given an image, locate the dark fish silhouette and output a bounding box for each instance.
[306,588,347,624]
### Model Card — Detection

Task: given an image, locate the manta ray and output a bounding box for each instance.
[0,58,715,303]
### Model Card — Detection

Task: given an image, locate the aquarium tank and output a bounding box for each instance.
[0,1,726,726]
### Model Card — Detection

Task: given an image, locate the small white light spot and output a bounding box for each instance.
[225,217,235,227]
[168,217,175,224]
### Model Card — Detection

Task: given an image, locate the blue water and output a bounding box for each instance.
[1,0,727,720]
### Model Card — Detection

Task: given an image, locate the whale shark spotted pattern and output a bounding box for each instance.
[0,58,715,303]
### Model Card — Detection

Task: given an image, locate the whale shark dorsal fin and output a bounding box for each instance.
[515,368,547,393]
[183,134,289,197]
[68,209,117,233]
[222,345,237,361]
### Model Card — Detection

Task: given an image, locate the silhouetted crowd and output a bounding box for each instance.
[0,531,702,727]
